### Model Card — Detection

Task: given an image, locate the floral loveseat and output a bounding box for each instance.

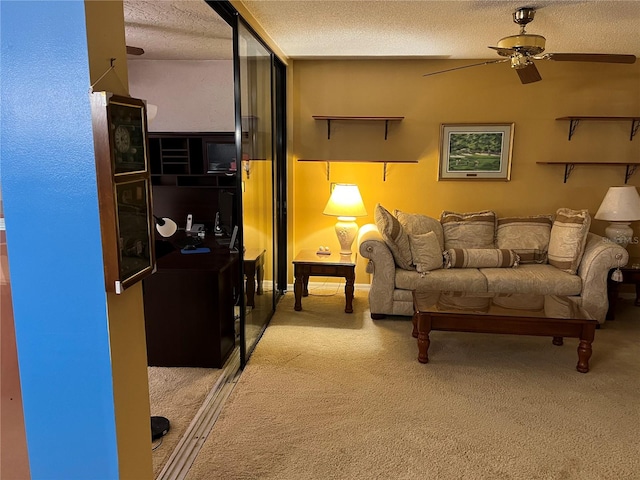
[357,205,628,323]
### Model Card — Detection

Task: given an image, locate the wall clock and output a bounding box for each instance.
[90,92,156,294]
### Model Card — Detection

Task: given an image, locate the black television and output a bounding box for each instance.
[206,141,236,173]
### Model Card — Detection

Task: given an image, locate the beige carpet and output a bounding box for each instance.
[148,366,224,477]
[186,291,640,479]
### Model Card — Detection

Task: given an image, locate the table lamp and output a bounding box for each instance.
[323,184,367,255]
[154,215,178,238]
[594,185,640,248]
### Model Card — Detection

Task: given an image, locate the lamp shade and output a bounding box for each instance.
[595,186,640,221]
[154,216,177,237]
[323,184,367,218]
[147,103,158,124]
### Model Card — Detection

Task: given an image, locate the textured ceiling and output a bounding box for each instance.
[124,1,232,60]
[124,0,640,61]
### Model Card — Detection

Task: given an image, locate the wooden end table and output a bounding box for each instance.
[244,248,266,307]
[607,257,640,319]
[293,249,356,313]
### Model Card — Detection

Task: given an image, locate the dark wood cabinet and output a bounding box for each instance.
[149,132,235,183]
[143,247,238,368]
[143,131,242,367]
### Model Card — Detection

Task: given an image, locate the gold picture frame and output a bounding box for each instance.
[439,123,514,180]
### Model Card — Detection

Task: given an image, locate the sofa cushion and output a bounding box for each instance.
[395,267,488,292]
[496,215,553,264]
[480,264,582,296]
[374,204,414,270]
[409,232,444,273]
[548,208,591,274]
[444,248,519,268]
[544,295,586,319]
[492,293,545,311]
[437,291,492,313]
[440,210,496,250]
[394,210,444,250]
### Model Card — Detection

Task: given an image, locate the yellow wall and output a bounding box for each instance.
[292,59,640,283]
[85,2,153,479]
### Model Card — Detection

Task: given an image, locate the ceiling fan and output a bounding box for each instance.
[424,7,636,84]
[126,46,144,55]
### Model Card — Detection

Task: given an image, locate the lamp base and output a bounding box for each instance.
[604,222,633,248]
[334,217,358,256]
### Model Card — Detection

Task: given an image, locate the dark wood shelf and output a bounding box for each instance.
[312,115,404,140]
[537,161,640,184]
[556,116,640,140]
[297,159,416,163]
[297,158,417,181]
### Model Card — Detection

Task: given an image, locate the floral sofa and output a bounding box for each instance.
[357,205,628,323]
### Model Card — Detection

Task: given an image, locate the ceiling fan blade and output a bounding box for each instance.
[423,59,509,77]
[488,46,516,57]
[126,46,145,56]
[516,63,542,84]
[544,53,635,64]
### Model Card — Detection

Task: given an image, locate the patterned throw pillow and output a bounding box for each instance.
[548,208,591,274]
[440,210,496,250]
[409,232,444,273]
[496,215,553,264]
[374,204,414,270]
[444,248,519,268]
[394,210,445,251]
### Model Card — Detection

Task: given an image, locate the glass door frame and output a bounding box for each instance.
[206,1,287,368]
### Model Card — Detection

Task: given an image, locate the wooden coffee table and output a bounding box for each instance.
[293,249,356,313]
[412,291,598,373]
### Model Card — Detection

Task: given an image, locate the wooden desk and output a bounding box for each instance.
[143,241,237,368]
[292,249,356,313]
[244,248,266,307]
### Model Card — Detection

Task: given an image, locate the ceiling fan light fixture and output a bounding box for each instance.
[510,53,533,70]
[497,34,546,56]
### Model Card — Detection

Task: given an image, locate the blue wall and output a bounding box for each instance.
[1,1,119,478]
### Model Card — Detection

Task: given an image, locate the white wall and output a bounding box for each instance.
[128,60,234,132]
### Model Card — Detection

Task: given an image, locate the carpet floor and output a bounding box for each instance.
[185,291,640,479]
[148,366,224,477]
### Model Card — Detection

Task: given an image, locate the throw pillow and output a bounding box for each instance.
[440,210,496,250]
[496,215,553,264]
[374,204,414,270]
[547,208,591,274]
[394,210,445,250]
[444,248,519,269]
[409,232,444,273]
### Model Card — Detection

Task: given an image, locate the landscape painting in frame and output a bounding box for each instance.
[439,124,514,180]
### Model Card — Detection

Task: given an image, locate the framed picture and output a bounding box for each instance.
[90,91,156,294]
[439,123,514,180]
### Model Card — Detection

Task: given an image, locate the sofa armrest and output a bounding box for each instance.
[358,223,396,315]
[577,233,629,323]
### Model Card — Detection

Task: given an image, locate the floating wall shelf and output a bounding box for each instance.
[537,161,640,184]
[297,158,418,181]
[312,116,404,140]
[556,116,640,141]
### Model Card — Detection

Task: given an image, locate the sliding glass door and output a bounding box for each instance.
[237,21,276,363]
[207,1,285,367]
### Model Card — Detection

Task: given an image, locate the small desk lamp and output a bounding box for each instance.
[154,216,178,238]
[323,184,367,255]
[595,186,640,248]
